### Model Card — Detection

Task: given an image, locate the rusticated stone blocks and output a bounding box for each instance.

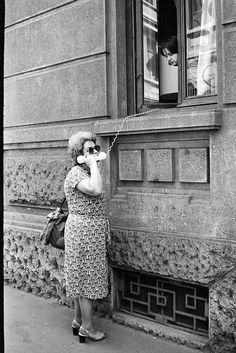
[209,267,236,353]
[108,228,236,284]
[4,227,71,305]
[4,157,71,206]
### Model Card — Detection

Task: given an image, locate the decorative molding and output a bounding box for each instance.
[119,149,143,181]
[147,149,174,182]
[179,148,208,183]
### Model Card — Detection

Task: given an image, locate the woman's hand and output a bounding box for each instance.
[77,154,102,196]
[84,154,97,168]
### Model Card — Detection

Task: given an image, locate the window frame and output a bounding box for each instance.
[178,0,219,107]
[126,0,219,114]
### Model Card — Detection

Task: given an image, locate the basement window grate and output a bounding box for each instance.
[116,269,209,335]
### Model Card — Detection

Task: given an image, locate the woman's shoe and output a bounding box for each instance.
[72,319,81,336]
[78,326,106,343]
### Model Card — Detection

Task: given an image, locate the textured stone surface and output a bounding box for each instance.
[210,109,236,239]
[147,149,173,182]
[110,193,213,237]
[3,0,236,351]
[4,157,71,206]
[179,148,208,183]
[5,0,105,75]
[119,150,143,181]
[4,227,71,305]
[209,268,236,352]
[4,57,107,127]
[223,29,236,104]
[108,228,236,285]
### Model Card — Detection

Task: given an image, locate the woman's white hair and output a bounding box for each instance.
[67,131,96,165]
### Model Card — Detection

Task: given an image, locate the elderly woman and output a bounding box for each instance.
[64,131,109,343]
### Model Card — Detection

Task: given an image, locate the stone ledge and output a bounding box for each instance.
[4,122,94,146]
[112,312,208,350]
[95,110,222,136]
[3,110,222,146]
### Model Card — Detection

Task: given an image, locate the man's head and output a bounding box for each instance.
[160,35,178,66]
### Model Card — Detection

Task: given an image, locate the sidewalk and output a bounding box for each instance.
[4,284,202,353]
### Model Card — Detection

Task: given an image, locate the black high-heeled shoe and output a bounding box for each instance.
[71,319,81,336]
[78,326,106,343]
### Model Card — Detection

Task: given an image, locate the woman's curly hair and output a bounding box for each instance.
[67,131,96,165]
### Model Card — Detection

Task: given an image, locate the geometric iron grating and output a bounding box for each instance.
[117,269,209,335]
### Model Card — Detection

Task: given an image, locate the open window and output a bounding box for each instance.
[126,0,218,112]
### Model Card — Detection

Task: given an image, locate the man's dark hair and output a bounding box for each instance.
[159,35,178,56]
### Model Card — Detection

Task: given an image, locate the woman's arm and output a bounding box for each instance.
[76,155,102,196]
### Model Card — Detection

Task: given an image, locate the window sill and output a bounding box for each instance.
[178,94,218,108]
[95,109,222,136]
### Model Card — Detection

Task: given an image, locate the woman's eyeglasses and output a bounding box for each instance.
[86,145,101,154]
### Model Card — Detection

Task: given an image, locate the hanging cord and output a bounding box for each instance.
[106,107,160,157]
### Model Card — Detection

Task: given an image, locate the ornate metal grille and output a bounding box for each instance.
[117,269,209,335]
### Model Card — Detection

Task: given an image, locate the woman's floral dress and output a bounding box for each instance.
[64,165,109,299]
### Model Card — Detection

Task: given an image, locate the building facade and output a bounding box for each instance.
[4,0,236,351]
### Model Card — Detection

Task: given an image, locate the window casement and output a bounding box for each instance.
[126,0,218,113]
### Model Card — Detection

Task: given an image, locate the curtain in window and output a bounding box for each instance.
[143,1,159,104]
[186,0,217,97]
[196,0,217,95]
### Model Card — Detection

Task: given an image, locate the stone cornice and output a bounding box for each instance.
[95,110,222,136]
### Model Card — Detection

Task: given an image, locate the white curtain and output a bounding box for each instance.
[196,0,217,95]
[143,2,159,102]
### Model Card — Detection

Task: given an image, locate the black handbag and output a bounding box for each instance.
[40,197,68,250]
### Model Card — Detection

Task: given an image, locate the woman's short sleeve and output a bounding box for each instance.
[67,166,88,189]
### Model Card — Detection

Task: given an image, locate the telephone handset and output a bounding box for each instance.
[77,152,107,164]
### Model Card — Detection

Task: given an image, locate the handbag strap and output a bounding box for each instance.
[60,197,67,209]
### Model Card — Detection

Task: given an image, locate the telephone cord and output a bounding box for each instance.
[106,107,160,157]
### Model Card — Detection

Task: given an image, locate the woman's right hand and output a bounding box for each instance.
[76,153,102,196]
[84,154,97,168]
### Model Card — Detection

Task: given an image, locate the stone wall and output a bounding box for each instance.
[4,227,69,305]
[4,156,71,206]
[209,268,236,353]
[4,0,236,352]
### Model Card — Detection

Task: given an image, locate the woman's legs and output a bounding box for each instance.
[78,296,106,341]
[79,296,93,330]
[74,298,82,324]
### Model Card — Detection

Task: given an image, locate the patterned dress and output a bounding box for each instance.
[64,165,109,300]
